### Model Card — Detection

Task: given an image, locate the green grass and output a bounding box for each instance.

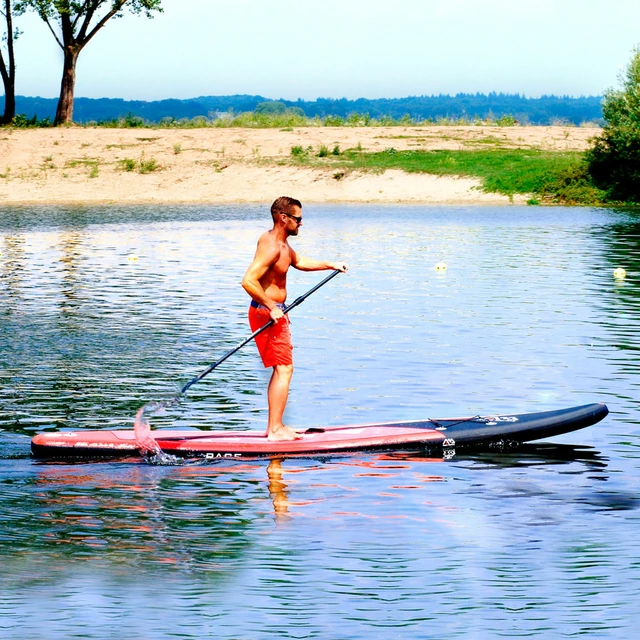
[337,148,595,198]
[116,156,162,173]
[65,110,544,130]
[138,157,160,174]
[117,158,137,172]
[65,158,100,178]
[279,146,608,204]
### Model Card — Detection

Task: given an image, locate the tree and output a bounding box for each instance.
[0,0,18,124]
[15,1,163,124]
[586,47,640,202]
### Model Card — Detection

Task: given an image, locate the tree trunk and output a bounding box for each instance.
[55,47,80,125]
[0,54,15,123]
[1,0,16,124]
[1,82,15,124]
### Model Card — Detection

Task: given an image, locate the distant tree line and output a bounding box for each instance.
[3,92,603,125]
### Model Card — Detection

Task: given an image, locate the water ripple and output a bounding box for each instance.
[1,204,640,638]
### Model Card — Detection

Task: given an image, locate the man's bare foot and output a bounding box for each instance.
[266,424,304,442]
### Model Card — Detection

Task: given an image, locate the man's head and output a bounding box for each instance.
[271,196,303,236]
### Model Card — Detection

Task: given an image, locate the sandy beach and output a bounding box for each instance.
[0,125,598,205]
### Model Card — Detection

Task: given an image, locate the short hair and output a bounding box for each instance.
[271,196,302,221]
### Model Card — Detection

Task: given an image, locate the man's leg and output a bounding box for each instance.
[266,364,300,441]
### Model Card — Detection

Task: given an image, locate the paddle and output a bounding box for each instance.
[134,269,343,451]
[180,268,342,394]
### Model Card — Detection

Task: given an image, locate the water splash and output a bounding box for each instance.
[134,397,182,464]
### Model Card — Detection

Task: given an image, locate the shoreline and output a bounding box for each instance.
[0,125,597,206]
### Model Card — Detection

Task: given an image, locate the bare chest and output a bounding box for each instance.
[271,243,292,275]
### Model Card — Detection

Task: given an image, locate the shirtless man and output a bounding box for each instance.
[242,197,348,441]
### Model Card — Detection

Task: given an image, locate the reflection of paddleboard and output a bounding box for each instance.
[31,403,608,460]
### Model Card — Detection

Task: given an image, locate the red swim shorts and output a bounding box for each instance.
[248,303,294,368]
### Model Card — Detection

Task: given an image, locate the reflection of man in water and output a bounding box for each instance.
[242,197,347,442]
[267,459,290,523]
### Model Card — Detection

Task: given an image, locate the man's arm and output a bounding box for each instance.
[291,250,348,273]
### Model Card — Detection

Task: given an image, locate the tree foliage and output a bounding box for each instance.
[586,47,640,202]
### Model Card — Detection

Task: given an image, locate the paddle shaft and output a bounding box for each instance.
[180,269,341,395]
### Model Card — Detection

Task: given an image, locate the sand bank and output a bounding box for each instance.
[0,125,598,206]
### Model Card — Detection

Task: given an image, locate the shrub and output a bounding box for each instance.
[139,157,160,173]
[537,161,606,205]
[117,158,137,172]
[10,114,53,128]
[324,115,344,126]
[586,47,640,202]
[346,112,371,126]
[496,114,518,126]
[122,113,145,128]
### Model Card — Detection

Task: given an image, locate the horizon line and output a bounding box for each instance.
[7,92,604,102]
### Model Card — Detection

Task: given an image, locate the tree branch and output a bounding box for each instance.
[72,0,93,31]
[59,10,74,47]
[0,48,8,87]
[81,0,127,46]
[76,1,98,42]
[5,0,14,77]
[44,14,64,49]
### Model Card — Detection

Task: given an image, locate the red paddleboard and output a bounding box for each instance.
[30,403,608,460]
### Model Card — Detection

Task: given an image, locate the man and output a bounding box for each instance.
[242,196,347,441]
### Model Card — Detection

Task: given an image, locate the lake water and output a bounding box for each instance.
[1,204,639,639]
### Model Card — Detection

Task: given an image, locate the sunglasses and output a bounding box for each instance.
[282,212,303,224]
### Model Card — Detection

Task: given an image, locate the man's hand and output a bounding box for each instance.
[270,305,285,323]
[331,262,348,273]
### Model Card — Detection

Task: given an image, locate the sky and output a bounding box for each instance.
[7,0,640,101]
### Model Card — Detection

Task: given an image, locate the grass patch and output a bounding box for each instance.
[465,136,507,146]
[117,158,137,172]
[74,110,529,130]
[338,148,588,197]
[318,147,608,204]
[106,143,140,150]
[65,158,101,174]
[291,145,313,159]
[138,157,160,173]
[194,160,229,172]
[116,156,162,174]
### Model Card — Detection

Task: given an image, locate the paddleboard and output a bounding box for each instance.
[31,403,608,460]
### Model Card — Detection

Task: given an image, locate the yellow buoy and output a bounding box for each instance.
[613,267,626,279]
[435,262,447,272]
[127,254,139,261]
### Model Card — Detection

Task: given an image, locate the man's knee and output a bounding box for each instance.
[274,364,294,379]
